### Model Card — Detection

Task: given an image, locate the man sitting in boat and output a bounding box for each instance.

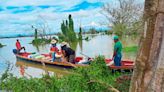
[15,39,26,53]
[61,42,75,63]
[50,39,61,62]
[112,36,122,66]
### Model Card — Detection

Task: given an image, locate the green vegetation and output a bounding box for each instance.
[105,30,113,35]
[34,29,38,39]
[0,56,131,92]
[59,14,77,42]
[83,28,100,34]
[123,46,138,53]
[32,38,51,45]
[0,43,5,48]
[112,23,127,36]
[78,26,82,40]
[31,28,55,45]
[103,0,143,37]
[0,43,3,48]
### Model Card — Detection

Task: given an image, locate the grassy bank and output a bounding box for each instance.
[0,56,131,92]
[123,46,138,53]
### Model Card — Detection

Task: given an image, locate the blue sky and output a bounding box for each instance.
[0,0,143,37]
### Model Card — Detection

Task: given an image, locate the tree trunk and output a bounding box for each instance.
[130,0,164,92]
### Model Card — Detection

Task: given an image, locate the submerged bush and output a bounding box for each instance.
[32,38,51,45]
[0,43,4,48]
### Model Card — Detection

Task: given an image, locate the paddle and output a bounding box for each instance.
[79,52,94,64]
[80,52,92,59]
[61,56,77,68]
[65,61,77,68]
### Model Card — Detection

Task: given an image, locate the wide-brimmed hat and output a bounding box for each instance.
[61,41,68,47]
[51,39,57,44]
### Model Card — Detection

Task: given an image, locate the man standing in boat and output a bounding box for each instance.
[16,39,26,53]
[61,42,75,63]
[112,36,122,66]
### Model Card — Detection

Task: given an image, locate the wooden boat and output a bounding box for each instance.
[105,59,134,71]
[15,52,134,70]
[15,52,88,69]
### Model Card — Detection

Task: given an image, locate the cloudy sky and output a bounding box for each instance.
[0,0,144,37]
[0,0,113,37]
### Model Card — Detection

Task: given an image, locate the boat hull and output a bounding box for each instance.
[16,55,87,69]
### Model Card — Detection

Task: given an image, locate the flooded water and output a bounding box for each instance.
[0,35,137,78]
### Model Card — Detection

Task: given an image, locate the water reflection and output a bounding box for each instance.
[16,60,72,78]
[32,44,40,52]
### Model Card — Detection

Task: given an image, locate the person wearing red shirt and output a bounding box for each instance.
[16,39,26,53]
[50,39,60,62]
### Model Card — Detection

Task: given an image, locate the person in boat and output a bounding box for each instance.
[61,42,75,63]
[50,39,61,62]
[112,36,122,66]
[15,39,26,53]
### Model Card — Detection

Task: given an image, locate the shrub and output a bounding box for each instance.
[0,56,132,92]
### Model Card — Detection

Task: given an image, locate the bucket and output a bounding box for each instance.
[13,49,18,54]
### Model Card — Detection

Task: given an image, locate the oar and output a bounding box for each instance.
[65,61,77,68]
[80,52,91,59]
[62,57,77,68]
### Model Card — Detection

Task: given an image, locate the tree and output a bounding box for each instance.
[68,14,77,41]
[60,14,77,42]
[130,0,164,92]
[68,14,74,32]
[36,15,52,39]
[102,0,144,35]
[34,29,38,39]
[78,26,82,40]
[0,43,3,48]
[61,21,66,36]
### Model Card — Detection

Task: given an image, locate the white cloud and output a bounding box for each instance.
[1,0,81,8]
[0,0,112,37]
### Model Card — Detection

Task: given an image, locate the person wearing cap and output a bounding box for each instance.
[61,42,75,63]
[15,39,26,53]
[112,36,122,66]
[50,39,59,62]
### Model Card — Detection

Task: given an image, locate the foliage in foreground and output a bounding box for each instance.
[0,56,131,92]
